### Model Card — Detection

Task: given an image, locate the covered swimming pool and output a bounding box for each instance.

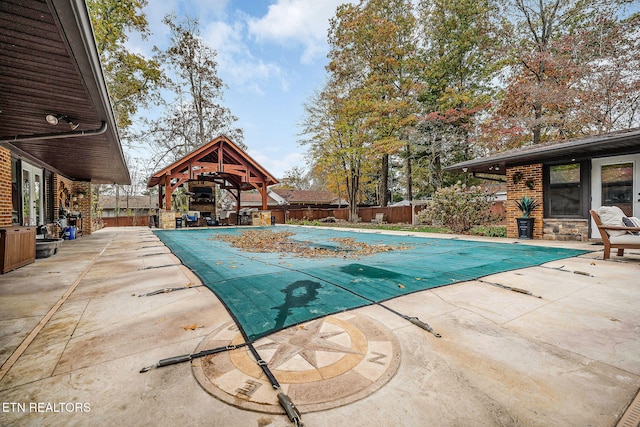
[154,226,588,341]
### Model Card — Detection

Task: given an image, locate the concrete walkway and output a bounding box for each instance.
[0,227,638,427]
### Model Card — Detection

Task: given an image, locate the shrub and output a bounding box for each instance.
[417,182,496,233]
[470,226,507,238]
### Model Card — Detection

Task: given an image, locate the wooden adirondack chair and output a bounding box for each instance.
[590,209,640,260]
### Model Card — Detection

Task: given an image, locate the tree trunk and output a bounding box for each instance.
[431,135,443,190]
[532,102,542,144]
[347,172,359,222]
[405,142,413,201]
[380,154,389,206]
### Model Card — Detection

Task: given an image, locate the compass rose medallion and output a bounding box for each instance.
[193,312,400,413]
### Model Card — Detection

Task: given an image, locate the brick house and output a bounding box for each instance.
[446,128,640,241]
[0,1,130,238]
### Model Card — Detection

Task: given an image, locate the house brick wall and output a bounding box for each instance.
[53,177,93,235]
[0,152,96,234]
[506,164,543,239]
[0,147,12,227]
[72,181,92,235]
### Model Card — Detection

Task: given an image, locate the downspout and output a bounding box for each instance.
[0,121,107,143]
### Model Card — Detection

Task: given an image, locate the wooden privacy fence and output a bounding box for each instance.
[101,203,506,227]
[101,207,418,227]
[274,205,420,224]
[101,215,151,227]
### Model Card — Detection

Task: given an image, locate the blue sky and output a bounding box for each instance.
[127,0,352,180]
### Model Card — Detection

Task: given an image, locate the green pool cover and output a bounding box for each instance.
[154,226,588,341]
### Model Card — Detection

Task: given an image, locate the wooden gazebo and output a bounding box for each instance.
[147,135,278,214]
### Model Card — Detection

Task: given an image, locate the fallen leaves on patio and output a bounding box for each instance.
[215,229,411,259]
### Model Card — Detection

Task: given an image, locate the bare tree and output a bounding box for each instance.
[147,14,244,168]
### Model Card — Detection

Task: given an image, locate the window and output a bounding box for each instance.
[601,162,633,216]
[545,162,586,217]
[11,157,46,226]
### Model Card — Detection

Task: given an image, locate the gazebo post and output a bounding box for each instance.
[164,175,172,210]
[261,181,268,210]
[235,186,241,225]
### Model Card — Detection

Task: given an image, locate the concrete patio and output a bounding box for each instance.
[0,226,638,427]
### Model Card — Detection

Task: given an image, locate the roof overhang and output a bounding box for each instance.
[446,128,640,175]
[0,0,130,184]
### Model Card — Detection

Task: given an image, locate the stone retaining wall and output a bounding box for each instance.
[543,218,589,241]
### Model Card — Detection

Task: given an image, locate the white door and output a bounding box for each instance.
[591,154,640,238]
[21,163,44,226]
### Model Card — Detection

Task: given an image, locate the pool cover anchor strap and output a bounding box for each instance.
[248,343,305,427]
[277,390,304,427]
[479,279,542,299]
[137,284,202,297]
[138,341,305,426]
[138,286,191,297]
[295,269,443,339]
[138,343,248,373]
[540,265,593,277]
[401,315,442,338]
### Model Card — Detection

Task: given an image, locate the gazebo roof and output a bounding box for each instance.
[148,135,278,189]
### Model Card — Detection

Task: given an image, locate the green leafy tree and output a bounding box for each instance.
[415,0,497,191]
[327,0,422,206]
[301,81,373,221]
[87,0,164,131]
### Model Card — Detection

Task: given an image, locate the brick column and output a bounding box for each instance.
[0,148,12,227]
[72,181,92,235]
[506,164,544,239]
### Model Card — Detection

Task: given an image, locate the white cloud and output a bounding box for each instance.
[248,149,305,179]
[247,0,348,64]
[201,20,286,95]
